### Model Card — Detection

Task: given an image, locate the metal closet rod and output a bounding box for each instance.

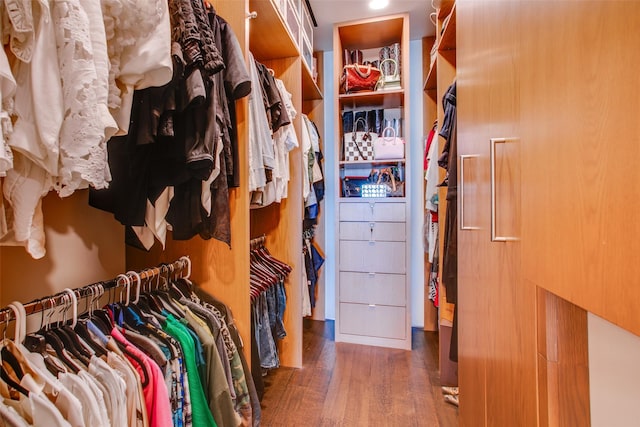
[0,256,192,324]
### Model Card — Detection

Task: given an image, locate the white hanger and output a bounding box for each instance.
[127,271,142,305]
[62,288,78,329]
[180,256,192,279]
[7,301,25,343]
[116,274,131,306]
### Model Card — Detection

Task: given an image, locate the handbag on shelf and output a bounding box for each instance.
[373,126,405,160]
[342,176,370,197]
[343,49,363,66]
[369,167,405,198]
[343,117,374,161]
[376,58,401,90]
[340,63,381,94]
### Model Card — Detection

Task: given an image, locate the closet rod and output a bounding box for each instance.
[0,256,191,324]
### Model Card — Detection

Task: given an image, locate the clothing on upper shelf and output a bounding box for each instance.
[89,4,251,251]
[0,1,252,258]
[248,53,302,208]
[0,0,173,259]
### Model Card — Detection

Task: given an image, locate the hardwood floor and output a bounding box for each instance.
[259,319,459,426]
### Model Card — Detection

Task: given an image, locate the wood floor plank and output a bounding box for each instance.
[260,320,459,426]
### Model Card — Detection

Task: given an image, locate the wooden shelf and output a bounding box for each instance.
[438,0,455,19]
[337,15,404,50]
[339,196,406,202]
[339,89,404,110]
[424,59,438,91]
[340,159,405,166]
[302,60,322,100]
[438,3,457,51]
[249,0,299,60]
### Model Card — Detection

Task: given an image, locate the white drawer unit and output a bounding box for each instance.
[339,240,405,274]
[339,303,406,340]
[339,221,406,242]
[339,201,406,222]
[339,272,406,307]
[334,14,411,351]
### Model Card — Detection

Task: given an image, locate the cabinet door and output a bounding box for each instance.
[458,0,537,425]
[520,0,640,337]
[339,240,405,274]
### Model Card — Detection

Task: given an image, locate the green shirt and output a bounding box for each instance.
[163,314,217,427]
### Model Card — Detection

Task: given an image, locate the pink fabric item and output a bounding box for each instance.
[111,327,173,427]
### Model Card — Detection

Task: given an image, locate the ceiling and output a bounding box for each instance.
[308,0,436,51]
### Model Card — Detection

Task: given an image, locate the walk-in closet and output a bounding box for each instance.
[0,0,638,426]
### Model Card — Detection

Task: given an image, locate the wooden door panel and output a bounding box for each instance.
[457,1,491,425]
[458,0,538,425]
[520,1,640,336]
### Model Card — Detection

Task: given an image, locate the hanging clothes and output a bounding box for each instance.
[248,239,291,372]
[248,56,300,208]
[438,81,458,363]
[0,259,261,427]
[0,0,173,258]
[89,4,250,251]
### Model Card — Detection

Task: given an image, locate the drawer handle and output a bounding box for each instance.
[490,137,520,242]
[368,272,376,277]
[369,202,375,215]
[368,304,376,308]
[369,222,375,242]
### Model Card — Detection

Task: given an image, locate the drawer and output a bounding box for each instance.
[339,272,406,306]
[339,202,405,222]
[339,240,405,274]
[339,303,406,340]
[339,221,405,242]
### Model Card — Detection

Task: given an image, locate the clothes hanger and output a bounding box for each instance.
[0,303,29,397]
[74,285,107,358]
[23,298,66,377]
[55,289,93,365]
[89,281,116,335]
[41,294,82,374]
[171,257,199,301]
[152,266,185,318]
[123,270,177,360]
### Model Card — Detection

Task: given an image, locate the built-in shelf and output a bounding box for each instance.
[424,60,437,91]
[339,89,404,110]
[249,0,299,60]
[340,159,405,166]
[438,0,455,19]
[339,196,406,202]
[439,3,457,51]
[302,60,322,100]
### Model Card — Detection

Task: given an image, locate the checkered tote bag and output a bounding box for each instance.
[343,117,374,161]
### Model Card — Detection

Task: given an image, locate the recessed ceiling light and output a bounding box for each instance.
[369,0,389,10]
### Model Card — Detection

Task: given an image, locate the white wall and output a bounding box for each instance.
[408,38,425,328]
[323,50,336,320]
[321,41,425,328]
[589,313,640,426]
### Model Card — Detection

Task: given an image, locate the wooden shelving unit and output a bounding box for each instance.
[338,89,404,110]
[129,0,324,370]
[333,13,412,350]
